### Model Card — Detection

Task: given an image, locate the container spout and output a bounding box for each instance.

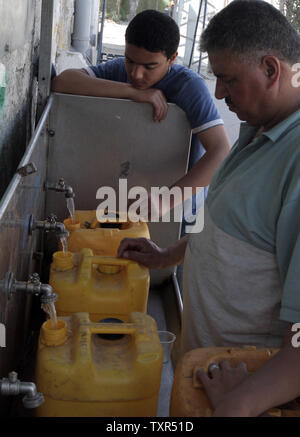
[45,178,75,198]
[0,371,44,409]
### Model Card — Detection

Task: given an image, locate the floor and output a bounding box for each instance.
[147,287,175,417]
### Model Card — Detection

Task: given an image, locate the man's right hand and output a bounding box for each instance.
[117,237,169,269]
[128,88,168,123]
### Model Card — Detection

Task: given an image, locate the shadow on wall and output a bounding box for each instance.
[0,1,35,58]
[0,64,5,116]
[0,101,32,199]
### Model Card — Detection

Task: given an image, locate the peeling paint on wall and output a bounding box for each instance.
[0,63,6,115]
[0,0,35,57]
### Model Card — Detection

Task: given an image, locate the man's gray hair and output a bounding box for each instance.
[200,0,300,64]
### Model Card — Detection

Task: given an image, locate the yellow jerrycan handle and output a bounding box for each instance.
[89,320,157,363]
[74,314,155,366]
[89,318,154,350]
[52,251,136,273]
[89,321,136,336]
[91,255,134,274]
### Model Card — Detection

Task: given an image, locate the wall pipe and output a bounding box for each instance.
[36,0,54,123]
[198,0,208,74]
[97,0,107,64]
[72,0,93,55]
[0,95,53,221]
[188,0,204,69]
[90,0,101,48]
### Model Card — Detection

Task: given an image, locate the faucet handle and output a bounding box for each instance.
[28,273,41,285]
[58,178,66,188]
[47,214,58,224]
[8,371,18,383]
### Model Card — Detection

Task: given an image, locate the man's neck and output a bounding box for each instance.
[263,92,300,131]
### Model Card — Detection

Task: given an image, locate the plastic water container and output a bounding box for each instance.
[36,312,163,417]
[49,248,150,322]
[63,210,150,256]
[169,346,300,417]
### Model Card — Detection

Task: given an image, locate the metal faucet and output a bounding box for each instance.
[0,272,57,304]
[0,371,44,408]
[28,214,69,239]
[45,177,75,199]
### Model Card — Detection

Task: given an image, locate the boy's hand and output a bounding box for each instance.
[129,88,168,122]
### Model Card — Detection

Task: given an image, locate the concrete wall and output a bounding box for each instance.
[0,0,89,416]
[0,0,88,200]
[0,0,41,199]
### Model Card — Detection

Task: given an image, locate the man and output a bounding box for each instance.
[117,0,300,416]
[52,10,230,215]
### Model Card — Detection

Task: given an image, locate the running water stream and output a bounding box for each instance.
[67,197,76,224]
[41,302,58,330]
[60,236,68,257]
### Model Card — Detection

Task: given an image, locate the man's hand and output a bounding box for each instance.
[196,360,249,413]
[117,237,169,269]
[129,88,168,122]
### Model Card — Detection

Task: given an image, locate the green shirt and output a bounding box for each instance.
[207,108,300,324]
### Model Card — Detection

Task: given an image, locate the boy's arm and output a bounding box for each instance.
[172,124,230,198]
[151,124,230,216]
[51,68,168,122]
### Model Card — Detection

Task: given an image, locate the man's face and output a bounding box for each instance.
[125,43,177,90]
[209,49,270,126]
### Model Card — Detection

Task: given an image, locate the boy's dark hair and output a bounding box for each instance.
[200,0,300,64]
[125,9,180,59]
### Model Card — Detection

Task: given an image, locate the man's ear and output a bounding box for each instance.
[169,51,178,66]
[261,55,280,86]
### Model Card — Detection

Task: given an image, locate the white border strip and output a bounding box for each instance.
[192,119,224,134]
[84,67,97,78]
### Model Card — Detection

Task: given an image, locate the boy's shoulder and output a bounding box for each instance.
[157,63,208,99]
[170,63,204,81]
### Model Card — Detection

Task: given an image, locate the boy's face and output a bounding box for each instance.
[125,43,177,90]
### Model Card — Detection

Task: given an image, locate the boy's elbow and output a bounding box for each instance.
[50,70,72,92]
[51,73,67,92]
[51,76,60,92]
[51,69,88,93]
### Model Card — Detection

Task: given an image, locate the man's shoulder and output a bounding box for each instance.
[271,110,300,149]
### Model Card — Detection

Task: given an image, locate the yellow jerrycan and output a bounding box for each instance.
[64,210,150,256]
[36,312,163,417]
[170,346,300,417]
[49,248,150,322]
